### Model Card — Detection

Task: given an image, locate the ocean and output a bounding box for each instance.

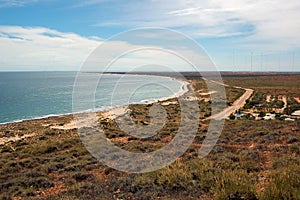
[0,72,184,124]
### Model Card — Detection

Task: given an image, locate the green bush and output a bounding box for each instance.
[261,164,300,199]
[214,170,258,200]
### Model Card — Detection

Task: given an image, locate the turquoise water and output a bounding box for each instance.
[0,72,183,124]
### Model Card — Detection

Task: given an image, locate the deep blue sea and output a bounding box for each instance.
[0,72,183,124]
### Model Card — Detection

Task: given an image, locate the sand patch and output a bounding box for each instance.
[278,95,287,113]
[292,110,300,116]
[281,96,287,110]
[161,101,178,106]
[50,107,129,130]
[101,106,129,120]
[51,112,99,130]
[294,97,300,103]
[198,91,217,96]
[0,133,35,145]
[266,95,271,103]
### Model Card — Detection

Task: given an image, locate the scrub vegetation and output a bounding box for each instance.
[1,73,300,199]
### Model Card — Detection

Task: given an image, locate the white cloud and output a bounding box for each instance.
[71,0,112,8]
[0,26,101,70]
[1,24,295,72]
[93,0,300,51]
[0,26,215,71]
[0,0,48,7]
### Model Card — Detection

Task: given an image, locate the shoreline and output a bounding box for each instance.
[51,78,190,130]
[0,75,190,129]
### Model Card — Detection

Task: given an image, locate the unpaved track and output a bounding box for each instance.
[209,88,253,120]
[204,79,253,120]
[280,96,287,113]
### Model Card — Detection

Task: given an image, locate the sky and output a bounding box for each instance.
[0,0,299,71]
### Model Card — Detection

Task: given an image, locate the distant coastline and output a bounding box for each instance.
[2,71,299,126]
[0,72,189,126]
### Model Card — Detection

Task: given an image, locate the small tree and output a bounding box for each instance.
[259,111,266,118]
[275,113,282,120]
[229,114,236,120]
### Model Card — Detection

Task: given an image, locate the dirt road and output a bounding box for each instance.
[204,79,253,120]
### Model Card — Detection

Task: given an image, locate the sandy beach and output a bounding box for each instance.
[50,78,190,130]
[0,76,191,149]
[0,75,251,141]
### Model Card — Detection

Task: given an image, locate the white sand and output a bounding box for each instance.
[294,97,300,103]
[101,106,129,120]
[51,112,99,130]
[50,79,190,130]
[266,95,271,103]
[198,91,217,96]
[0,133,35,145]
[292,110,300,116]
[280,95,287,113]
[161,101,178,106]
[147,79,190,104]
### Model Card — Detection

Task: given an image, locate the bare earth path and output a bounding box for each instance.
[210,88,253,120]
[280,95,287,113]
[205,79,254,120]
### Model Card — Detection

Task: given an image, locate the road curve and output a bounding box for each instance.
[209,88,253,120]
[203,79,253,120]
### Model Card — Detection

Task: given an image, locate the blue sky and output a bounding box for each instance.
[0,0,299,71]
